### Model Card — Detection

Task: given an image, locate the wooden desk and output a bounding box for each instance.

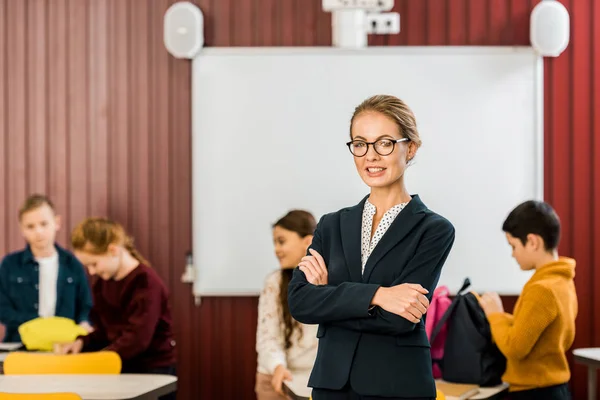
[573,348,600,400]
[281,374,509,400]
[0,374,177,400]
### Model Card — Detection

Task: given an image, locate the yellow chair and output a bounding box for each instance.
[0,394,81,400]
[18,317,88,352]
[3,351,121,375]
[436,389,446,400]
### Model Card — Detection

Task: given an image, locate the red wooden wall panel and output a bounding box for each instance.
[594,0,600,357]
[0,0,597,399]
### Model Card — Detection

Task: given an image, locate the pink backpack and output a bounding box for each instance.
[425,285,452,378]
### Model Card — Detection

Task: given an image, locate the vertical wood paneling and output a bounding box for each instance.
[0,0,6,255]
[108,0,130,225]
[315,2,331,46]
[234,0,253,46]
[594,0,600,353]
[569,0,593,396]
[47,0,68,245]
[212,0,232,46]
[468,0,487,45]
[27,0,47,196]
[511,0,533,45]
[67,0,89,230]
[295,0,318,47]
[169,30,194,400]
[448,0,467,45]
[195,0,213,47]
[255,0,276,46]
[427,0,447,45]
[6,0,27,250]
[398,0,426,46]
[129,0,151,262]
[547,0,572,259]
[280,0,295,46]
[488,0,510,45]
[1,1,599,399]
[195,298,214,399]
[150,0,172,288]
[88,0,109,217]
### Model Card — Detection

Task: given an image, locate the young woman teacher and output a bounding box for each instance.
[288,95,455,400]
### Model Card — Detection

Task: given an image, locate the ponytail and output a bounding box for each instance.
[124,238,150,266]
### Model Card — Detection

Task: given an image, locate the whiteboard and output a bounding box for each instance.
[191,47,543,297]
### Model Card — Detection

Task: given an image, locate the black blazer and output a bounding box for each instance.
[288,194,455,398]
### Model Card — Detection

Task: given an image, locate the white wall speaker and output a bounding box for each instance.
[530,0,570,57]
[164,2,204,59]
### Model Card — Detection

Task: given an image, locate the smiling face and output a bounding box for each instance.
[273,226,312,269]
[350,111,415,189]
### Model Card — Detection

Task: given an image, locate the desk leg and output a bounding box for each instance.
[588,366,597,400]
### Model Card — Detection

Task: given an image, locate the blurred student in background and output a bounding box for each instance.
[58,217,177,400]
[480,201,577,400]
[0,194,92,342]
[256,210,319,400]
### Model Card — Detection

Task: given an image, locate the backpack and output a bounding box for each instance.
[430,278,507,387]
[425,285,452,378]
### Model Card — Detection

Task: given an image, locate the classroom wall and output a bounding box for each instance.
[0,0,597,399]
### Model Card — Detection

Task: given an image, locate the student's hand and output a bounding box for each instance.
[298,249,328,285]
[79,321,94,333]
[271,364,293,395]
[480,292,504,316]
[371,284,430,323]
[54,338,84,355]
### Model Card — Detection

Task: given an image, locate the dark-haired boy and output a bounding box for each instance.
[480,200,577,400]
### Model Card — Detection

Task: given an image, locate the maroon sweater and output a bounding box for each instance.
[81,264,176,372]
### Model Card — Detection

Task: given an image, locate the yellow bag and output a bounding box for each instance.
[18,317,88,351]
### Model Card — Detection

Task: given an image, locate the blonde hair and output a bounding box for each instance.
[350,94,422,149]
[71,217,149,266]
[19,194,55,220]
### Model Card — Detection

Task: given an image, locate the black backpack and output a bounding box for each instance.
[430,278,507,387]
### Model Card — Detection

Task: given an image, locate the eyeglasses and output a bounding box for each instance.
[346,138,409,157]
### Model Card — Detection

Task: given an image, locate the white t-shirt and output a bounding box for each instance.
[37,252,59,318]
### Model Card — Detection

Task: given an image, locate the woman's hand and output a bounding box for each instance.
[271,364,293,395]
[371,284,430,323]
[298,249,328,285]
[479,292,504,316]
[54,338,84,355]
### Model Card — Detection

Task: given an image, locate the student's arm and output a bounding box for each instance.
[256,273,287,374]
[0,259,31,328]
[487,284,558,360]
[327,217,455,335]
[73,259,93,324]
[104,278,162,361]
[80,307,109,352]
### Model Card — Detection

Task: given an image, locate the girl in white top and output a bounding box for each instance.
[256,210,319,400]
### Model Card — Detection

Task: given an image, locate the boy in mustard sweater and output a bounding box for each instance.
[479,200,577,400]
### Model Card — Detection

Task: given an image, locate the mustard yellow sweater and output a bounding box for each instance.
[487,257,577,392]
